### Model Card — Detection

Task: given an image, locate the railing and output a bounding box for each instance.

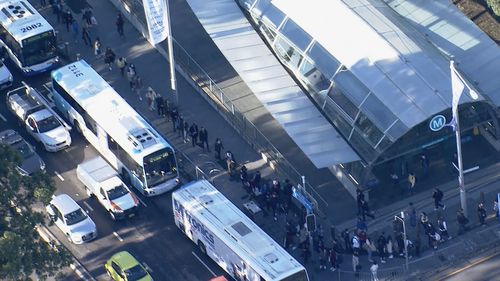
[111,0,322,215]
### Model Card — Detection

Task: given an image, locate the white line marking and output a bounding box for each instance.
[113,231,124,242]
[54,171,64,181]
[70,263,85,279]
[0,113,6,122]
[83,201,94,212]
[192,251,216,277]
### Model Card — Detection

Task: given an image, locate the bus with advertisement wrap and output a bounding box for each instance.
[51,60,179,196]
[173,180,309,281]
[0,0,59,75]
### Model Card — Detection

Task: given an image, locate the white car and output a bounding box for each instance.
[46,194,97,244]
[0,59,13,90]
[26,109,72,152]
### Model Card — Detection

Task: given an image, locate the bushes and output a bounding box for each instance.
[487,0,500,17]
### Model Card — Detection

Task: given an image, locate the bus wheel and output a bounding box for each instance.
[121,168,131,185]
[198,240,207,256]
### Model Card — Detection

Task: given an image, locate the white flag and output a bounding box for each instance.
[450,61,479,118]
[143,0,170,45]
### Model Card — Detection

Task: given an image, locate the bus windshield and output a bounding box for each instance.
[22,31,57,66]
[143,148,177,187]
[280,270,308,281]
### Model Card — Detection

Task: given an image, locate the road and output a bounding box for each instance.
[0,26,226,281]
[443,252,500,281]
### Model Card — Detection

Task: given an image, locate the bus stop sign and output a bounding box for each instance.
[429,115,447,132]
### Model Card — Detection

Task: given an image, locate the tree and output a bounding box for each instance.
[0,144,71,280]
[487,0,500,17]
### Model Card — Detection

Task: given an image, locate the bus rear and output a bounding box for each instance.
[0,0,59,75]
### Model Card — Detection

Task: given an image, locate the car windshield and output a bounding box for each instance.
[22,31,57,66]
[124,264,148,281]
[107,184,129,201]
[143,148,177,187]
[36,115,61,133]
[64,209,87,226]
[12,139,34,158]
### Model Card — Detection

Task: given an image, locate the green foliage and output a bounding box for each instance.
[0,145,70,280]
[488,0,500,17]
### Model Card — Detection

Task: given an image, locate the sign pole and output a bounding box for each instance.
[454,107,468,217]
[165,0,178,107]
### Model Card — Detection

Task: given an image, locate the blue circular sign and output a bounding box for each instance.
[429,115,447,132]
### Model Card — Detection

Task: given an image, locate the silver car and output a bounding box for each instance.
[0,129,45,175]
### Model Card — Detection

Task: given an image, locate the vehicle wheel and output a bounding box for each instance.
[86,187,93,197]
[74,120,83,135]
[121,168,130,185]
[198,240,207,256]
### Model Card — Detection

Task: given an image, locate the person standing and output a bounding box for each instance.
[370,261,379,281]
[283,179,293,212]
[104,47,116,71]
[329,247,338,272]
[146,87,157,111]
[356,189,365,216]
[377,233,387,263]
[352,250,360,277]
[94,37,102,59]
[133,75,143,100]
[199,127,209,151]
[116,57,127,76]
[116,14,124,37]
[319,247,328,270]
[126,64,137,89]
[478,202,487,226]
[170,108,178,131]
[64,10,73,32]
[226,150,235,175]
[239,165,248,188]
[406,202,417,227]
[361,200,375,220]
[408,172,416,195]
[432,188,445,210]
[421,154,430,176]
[214,138,223,159]
[183,121,189,143]
[189,123,198,147]
[252,170,261,188]
[81,26,92,46]
[54,3,62,24]
[176,114,183,137]
[437,217,451,241]
[456,208,469,235]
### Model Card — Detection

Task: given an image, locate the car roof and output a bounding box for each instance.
[0,129,24,145]
[110,251,140,270]
[51,194,80,214]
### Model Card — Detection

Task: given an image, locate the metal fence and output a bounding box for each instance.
[112,0,323,215]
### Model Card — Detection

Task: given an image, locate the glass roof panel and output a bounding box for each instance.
[385,119,408,141]
[280,18,312,51]
[334,70,370,106]
[307,42,341,79]
[261,4,286,28]
[359,93,397,132]
[251,0,271,18]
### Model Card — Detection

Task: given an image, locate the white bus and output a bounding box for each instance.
[51,60,179,196]
[0,0,59,75]
[173,180,309,281]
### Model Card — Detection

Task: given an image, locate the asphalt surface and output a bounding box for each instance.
[444,252,500,281]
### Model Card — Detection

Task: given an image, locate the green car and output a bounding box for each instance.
[105,251,153,281]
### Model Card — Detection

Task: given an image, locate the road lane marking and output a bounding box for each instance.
[113,231,124,242]
[83,201,94,212]
[54,171,64,181]
[0,113,6,122]
[192,251,216,277]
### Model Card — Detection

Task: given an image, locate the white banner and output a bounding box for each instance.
[142,0,170,45]
[450,61,479,118]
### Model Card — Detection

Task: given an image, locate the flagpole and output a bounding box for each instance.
[454,105,468,216]
[165,0,178,107]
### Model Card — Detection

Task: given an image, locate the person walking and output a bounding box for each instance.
[432,188,445,210]
[341,229,351,253]
[116,14,124,37]
[239,165,248,188]
[421,154,430,177]
[82,8,92,25]
[189,123,198,147]
[356,189,365,216]
[170,108,178,131]
[352,250,360,277]
[176,114,183,137]
[53,2,62,24]
[377,233,386,263]
[81,26,92,46]
[437,217,451,241]
[133,75,143,100]
[408,172,416,195]
[104,47,116,71]
[214,138,223,159]
[386,235,393,259]
[94,37,102,59]
[283,179,293,212]
[183,120,189,143]
[478,202,487,226]
[64,10,73,32]
[370,261,379,281]
[301,242,311,265]
[456,208,469,235]
[156,94,165,116]
[329,247,338,271]
[226,150,235,175]
[146,87,157,111]
[199,127,209,151]
[361,200,375,220]
[126,64,137,89]
[319,247,328,270]
[116,57,127,76]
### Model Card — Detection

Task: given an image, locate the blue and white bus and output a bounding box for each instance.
[51,60,179,196]
[0,0,58,75]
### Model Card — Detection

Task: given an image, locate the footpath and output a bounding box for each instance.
[36,1,500,280]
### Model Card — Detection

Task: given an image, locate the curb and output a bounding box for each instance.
[37,225,96,281]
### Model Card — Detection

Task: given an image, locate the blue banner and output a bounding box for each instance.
[292,187,313,214]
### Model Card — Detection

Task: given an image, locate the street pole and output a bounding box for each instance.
[165,0,178,107]
[395,213,409,271]
[454,106,468,217]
